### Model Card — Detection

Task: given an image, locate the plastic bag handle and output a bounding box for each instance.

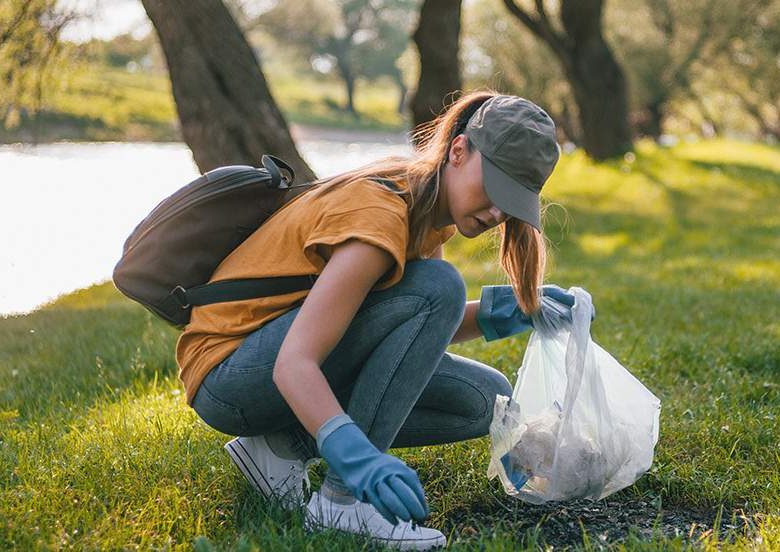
[560,287,593,419]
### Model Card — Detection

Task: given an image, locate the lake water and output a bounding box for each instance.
[1,133,412,317]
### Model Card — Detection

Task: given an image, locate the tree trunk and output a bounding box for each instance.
[336,57,358,116]
[687,88,720,137]
[345,75,357,115]
[410,0,463,135]
[557,100,580,145]
[567,70,632,159]
[330,36,359,116]
[504,0,633,160]
[140,0,316,179]
[649,101,664,140]
[559,1,632,159]
[391,66,408,115]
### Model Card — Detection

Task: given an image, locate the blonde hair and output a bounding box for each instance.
[306,89,547,314]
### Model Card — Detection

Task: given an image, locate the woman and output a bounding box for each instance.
[175,90,583,550]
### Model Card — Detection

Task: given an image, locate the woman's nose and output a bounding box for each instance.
[488,205,508,224]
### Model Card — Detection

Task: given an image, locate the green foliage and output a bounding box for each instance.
[267,71,408,131]
[254,0,417,113]
[1,140,778,548]
[606,0,773,137]
[0,57,407,142]
[465,0,574,139]
[466,0,780,142]
[706,1,780,139]
[79,32,160,69]
[0,61,179,142]
[0,0,72,129]
[52,62,177,136]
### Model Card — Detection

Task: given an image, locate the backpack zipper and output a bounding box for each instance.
[139,169,257,232]
[123,171,273,254]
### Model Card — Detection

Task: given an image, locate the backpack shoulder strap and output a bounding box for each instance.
[173,177,404,311]
[369,177,401,192]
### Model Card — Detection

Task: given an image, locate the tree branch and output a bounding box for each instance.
[503,0,567,58]
[668,0,716,86]
[0,0,34,47]
[688,84,721,134]
[647,0,675,41]
[534,0,554,34]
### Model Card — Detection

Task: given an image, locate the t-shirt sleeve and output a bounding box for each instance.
[303,205,409,290]
[415,223,458,259]
[440,224,457,242]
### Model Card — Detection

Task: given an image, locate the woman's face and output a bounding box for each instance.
[440,134,509,238]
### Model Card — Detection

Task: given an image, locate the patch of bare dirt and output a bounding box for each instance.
[444,495,748,548]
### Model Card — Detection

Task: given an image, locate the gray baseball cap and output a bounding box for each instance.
[465,95,560,230]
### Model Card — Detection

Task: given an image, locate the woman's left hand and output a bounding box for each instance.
[531,284,596,336]
[476,284,595,342]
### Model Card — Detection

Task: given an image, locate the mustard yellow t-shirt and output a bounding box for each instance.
[175,177,457,403]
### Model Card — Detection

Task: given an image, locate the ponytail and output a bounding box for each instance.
[498,217,546,314]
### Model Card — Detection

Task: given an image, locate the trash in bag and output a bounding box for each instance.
[487,287,661,504]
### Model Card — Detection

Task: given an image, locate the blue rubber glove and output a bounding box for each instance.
[476,284,595,341]
[500,452,530,491]
[317,414,429,525]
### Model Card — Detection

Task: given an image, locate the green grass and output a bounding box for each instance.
[0,64,181,143]
[1,139,778,549]
[0,62,406,143]
[267,71,408,132]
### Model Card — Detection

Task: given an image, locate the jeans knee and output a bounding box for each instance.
[486,368,513,400]
[474,369,512,437]
[405,259,466,323]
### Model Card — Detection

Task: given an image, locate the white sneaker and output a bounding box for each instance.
[224,435,318,509]
[305,491,447,550]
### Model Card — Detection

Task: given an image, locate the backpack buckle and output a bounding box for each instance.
[171,285,190,309]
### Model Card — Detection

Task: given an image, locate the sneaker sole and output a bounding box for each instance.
[304,506,446,550]
[305,525,446,550]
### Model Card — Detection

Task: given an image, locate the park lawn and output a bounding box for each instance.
[2,64,181,143]
[267,69,408,132]
[1,62,406,143]
[0,139,778,550]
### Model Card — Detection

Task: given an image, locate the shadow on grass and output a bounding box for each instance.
[732,346,780,378]
[219,484,755,549]
[690,160,780,189]
[443,493,745,548]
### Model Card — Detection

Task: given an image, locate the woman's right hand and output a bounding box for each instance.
[317,414,429,525]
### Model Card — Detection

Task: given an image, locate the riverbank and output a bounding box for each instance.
[0,64,408,145]
[0,120,409,147]
[290,123,408,144]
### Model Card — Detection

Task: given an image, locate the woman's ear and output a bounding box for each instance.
[448,134,468,167]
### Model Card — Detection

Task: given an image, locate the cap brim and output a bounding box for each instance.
[480,154,541,230]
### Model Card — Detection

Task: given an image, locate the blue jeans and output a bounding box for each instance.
[192,259,512,464]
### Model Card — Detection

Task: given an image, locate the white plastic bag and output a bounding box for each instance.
[487,288,661,504]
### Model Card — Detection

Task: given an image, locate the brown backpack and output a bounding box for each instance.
[112,156,398,329]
